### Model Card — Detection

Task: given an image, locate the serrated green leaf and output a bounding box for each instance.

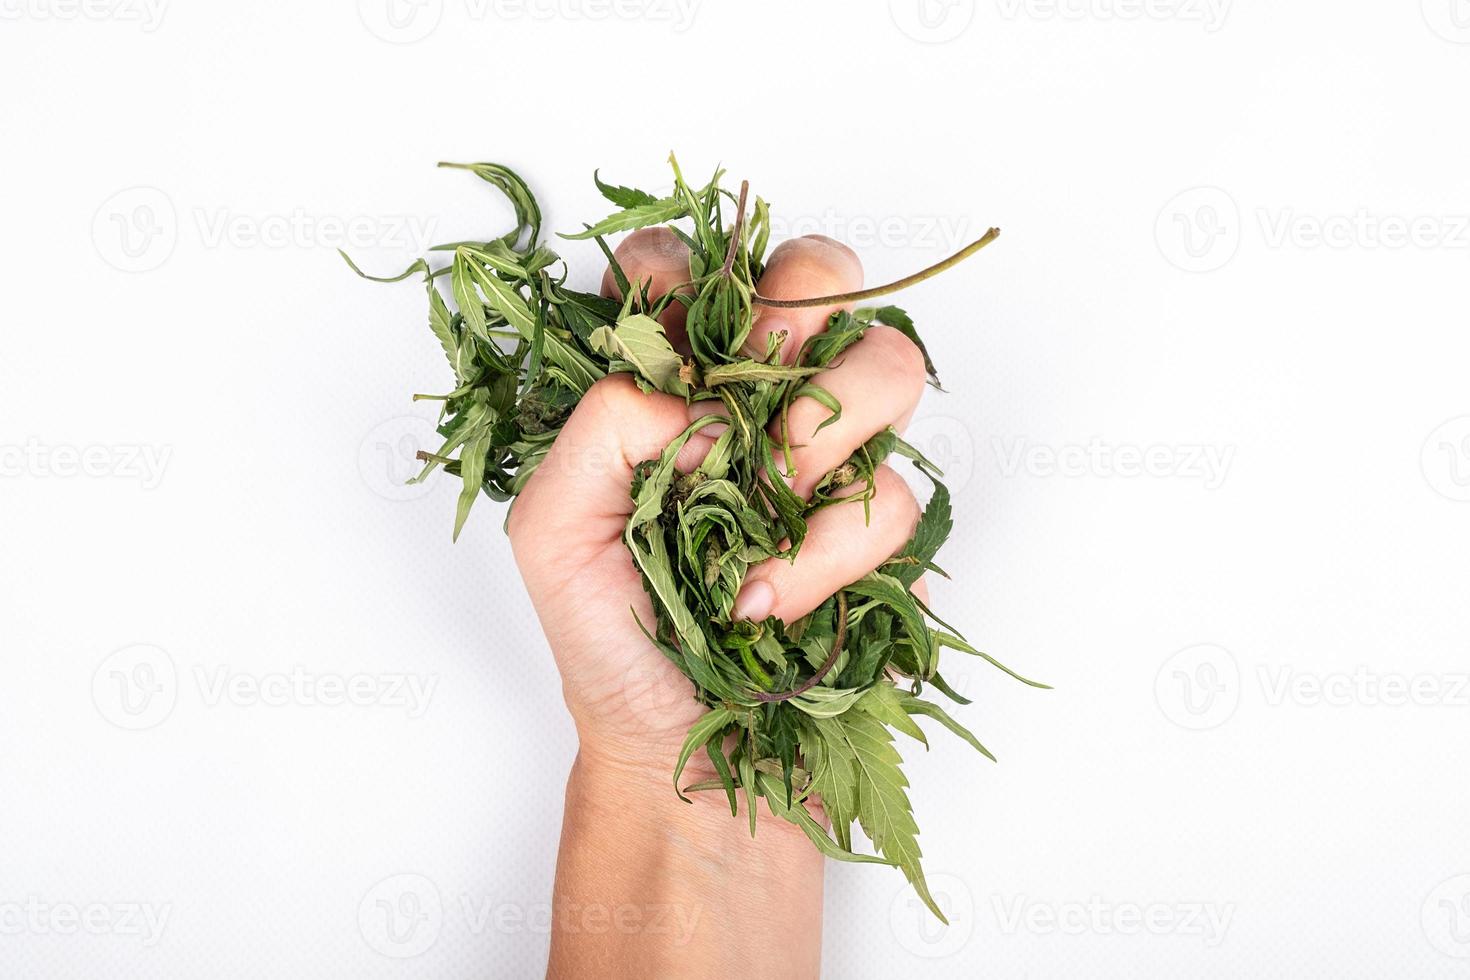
[674,708,735,803]
[588,313,688,396]
[899,693,996,761]
[560,196,686,240]
[593,169,659,208]
[452,427,491,541]
[894,481,952,587]
[935,632,1052,689]
[835,707,946,923]
[756,772,891,866]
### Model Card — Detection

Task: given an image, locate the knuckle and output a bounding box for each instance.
[865,326,927,393]
[874,465,922,534]
[768,235,864,286]
[612,226,690,272]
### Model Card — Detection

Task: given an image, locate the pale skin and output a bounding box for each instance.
[507,228,932,980]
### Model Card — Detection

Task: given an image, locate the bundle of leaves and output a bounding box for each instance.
[346,156,1044,920]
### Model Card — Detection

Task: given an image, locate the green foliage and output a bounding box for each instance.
[347,155,1041,920]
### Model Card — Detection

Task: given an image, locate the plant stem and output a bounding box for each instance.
[721,180,750,279]
[752,592,848,703]
[752,227,1001,309]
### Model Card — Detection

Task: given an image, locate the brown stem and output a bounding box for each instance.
[752,227,1000,308]
[721,180,750,279]
[752,592,848,703]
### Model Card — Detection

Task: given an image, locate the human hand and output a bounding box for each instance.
[507,227,929,781]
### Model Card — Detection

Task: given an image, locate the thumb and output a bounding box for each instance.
[507,374,712,573]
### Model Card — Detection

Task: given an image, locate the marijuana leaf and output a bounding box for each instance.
[347,155,1040,924]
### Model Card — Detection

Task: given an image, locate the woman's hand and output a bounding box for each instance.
[507,228,929,979]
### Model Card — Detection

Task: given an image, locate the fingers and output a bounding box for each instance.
[507,375,712,571]
[748,235,863,363]
[780,325,928,498]
[599,227,694,348]
[733,464,921,624]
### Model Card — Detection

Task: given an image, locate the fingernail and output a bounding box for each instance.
[733,579,776,622]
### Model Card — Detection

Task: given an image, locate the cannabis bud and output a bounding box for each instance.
[347,155,1044,921]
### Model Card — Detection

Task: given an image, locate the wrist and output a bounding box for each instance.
[550,745,826,978]
[570,737,821,852]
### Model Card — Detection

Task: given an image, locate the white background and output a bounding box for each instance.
[3,1,1469,977]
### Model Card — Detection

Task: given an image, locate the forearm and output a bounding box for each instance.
[547,747,825,980]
